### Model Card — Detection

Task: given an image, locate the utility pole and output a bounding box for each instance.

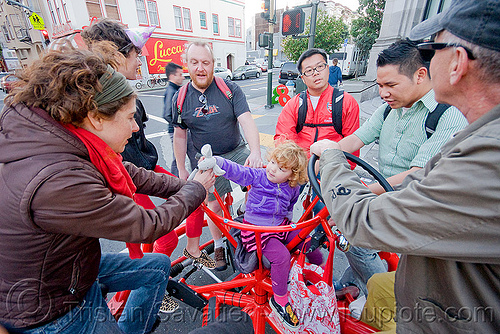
[265,0,276,109]
[308,0,320,49]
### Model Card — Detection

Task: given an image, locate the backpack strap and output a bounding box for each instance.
[331,87,343,137]
[383,103,451,139]
[383,104,391,121]
[175,82,190,123]
[295,90,308,133]
[295,89,344,137]
[214,77,233,100]
[425,103,451,139]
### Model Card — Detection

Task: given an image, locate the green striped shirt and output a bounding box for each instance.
[355,89,468,178]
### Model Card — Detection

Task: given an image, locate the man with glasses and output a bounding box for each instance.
[310,0,500,332]
[173,41,263,271]
[275,48,360,156]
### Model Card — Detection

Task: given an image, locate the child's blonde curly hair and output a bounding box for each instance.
[268,141,308,188]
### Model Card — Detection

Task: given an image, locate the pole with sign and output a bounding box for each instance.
[29,13,45,30]
[265,0,276,109]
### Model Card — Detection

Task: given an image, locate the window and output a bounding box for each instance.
[48,0,59,23]
[228,17,234,37]
[62,1,70,22]
[136,0,148,24]
[85,0,102,19]
[104,0,120,21]
[174,6,182,29]
[9,14,22,38]
[2,25,12,41]
[212,14,219,35]
[235,18,241,37]
[182,8,191,31]
[423,0,452,20]
[55,2,62,23]
[174,6,191,31]
[147,1,159,26]
[200,11,207,29]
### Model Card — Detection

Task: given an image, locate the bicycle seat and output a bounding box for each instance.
[229,216,271,274]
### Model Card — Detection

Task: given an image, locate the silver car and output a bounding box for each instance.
[214,67,233,80]
[232,65,262,80]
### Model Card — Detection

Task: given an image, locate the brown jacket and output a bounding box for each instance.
[0,103,206,328]
[318,103,500,333]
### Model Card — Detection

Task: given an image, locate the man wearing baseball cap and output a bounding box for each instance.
[309,0,500,332]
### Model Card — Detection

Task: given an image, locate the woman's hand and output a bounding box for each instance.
[193,169,215,194]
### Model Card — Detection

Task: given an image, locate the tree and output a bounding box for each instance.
[281,9,349,62]
[351,0,386,57]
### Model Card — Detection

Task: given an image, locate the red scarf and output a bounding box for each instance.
[63,123,144,259]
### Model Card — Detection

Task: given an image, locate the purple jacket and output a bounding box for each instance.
[216,157,300,226]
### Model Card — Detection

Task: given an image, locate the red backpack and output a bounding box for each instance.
[175,77,233,123]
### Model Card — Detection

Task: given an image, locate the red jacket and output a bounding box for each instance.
[275,85,360,158]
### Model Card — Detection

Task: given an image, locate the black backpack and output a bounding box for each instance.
[383,103,451,139]
[295,88,344,142]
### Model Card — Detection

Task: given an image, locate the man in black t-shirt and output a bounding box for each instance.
[173,41,263,270]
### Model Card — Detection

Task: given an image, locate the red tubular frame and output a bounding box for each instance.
[188,198,380,334]
[110,187,385,333]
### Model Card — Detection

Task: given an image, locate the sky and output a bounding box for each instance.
[245,0,360,23]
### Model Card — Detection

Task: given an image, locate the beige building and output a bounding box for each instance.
[0,0,51,69]
[361,0,453,101]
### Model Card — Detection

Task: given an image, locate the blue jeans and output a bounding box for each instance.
[335,245,387,296]
[18,252,170,334]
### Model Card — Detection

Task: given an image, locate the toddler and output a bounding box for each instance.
[215,141,323,329]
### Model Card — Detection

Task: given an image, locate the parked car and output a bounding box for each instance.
[254,58,268,72]
[214,67,233,80]
[258,62,268,72]
[278,62,299,85]
[232,65,262,80]
[1,74,19,93]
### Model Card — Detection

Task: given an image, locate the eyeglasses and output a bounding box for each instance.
[417,42,476,62]
[199,94,209,114]
[301,63,328,77]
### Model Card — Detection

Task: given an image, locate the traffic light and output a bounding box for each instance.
[282,8,305,36]
[258,33,271,48]
[41,29,50,45]
[261,0,270,20]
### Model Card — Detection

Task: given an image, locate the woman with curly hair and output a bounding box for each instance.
[0,45,214,334]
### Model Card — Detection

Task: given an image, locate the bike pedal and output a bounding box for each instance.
[167,280,207,311]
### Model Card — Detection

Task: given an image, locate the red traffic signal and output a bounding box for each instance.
[41,29,50,45]
[282,8,305,36]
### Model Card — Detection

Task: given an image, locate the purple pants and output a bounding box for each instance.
[263,229,323,296]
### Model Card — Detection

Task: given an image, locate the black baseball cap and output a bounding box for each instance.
[409,0,500,52]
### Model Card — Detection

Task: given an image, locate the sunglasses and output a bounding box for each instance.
[199,94,209,114]
[118,43,142,57]
[417,42,476,62]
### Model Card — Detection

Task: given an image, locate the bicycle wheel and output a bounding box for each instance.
[147,79,155,88]
[158,78,167,86]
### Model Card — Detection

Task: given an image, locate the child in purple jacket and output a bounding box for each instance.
[215,141,323,329]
